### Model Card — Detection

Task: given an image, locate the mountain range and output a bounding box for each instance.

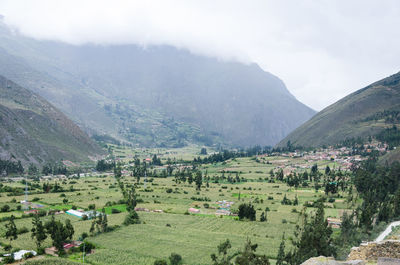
[0,21,315,148]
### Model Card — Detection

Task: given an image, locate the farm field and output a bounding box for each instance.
[0,148,357,264]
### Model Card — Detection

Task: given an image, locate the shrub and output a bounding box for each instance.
[154,259,168,265]
[79,241,96,253]
[111,208,121,214]
[23,251,34,259]
[3,255,14,264]
[81,232,88,240]
[88,204,95,210]
[82,215,88,221]
[203,203,209,208]
[1,204,10,212]
[3,244,12,251]
[238,203,256,221]
[37,247,45,255]
[169,253,182,265]
[166,188,173,193]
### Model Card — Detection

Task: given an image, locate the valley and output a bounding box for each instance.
[0,143,398,264]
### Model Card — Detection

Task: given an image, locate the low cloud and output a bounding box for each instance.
[0,0,399,110]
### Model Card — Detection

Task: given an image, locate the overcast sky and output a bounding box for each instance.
[0,0,399,110]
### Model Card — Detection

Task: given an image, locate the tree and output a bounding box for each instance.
[45,215,74,255]
[124,186,140,225]
[200,148,207,155]
[195,171,202,190]
[211,239,233,265]
[394,188,400,217]
[5,215,18,243]
[325,166,331,175]
[114,163,122,179]
[238,203,256,221]
[28,163,39,176]
[65,219,74,240]
[288,202,334,264]
[311,164,318,175]
[101,208,108,232]
[260,211,267,222]
[31,214,47,249]
[276,234,286,265]
[235,238,270,265]
[293,195,299,206]
[169,253,182,265]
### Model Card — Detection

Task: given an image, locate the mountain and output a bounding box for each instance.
[0,75,104,165]
[0,22,315,147]
[278,72,400,148]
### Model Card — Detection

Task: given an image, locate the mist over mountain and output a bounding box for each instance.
[0,23,315,147]
[0,75,103,165]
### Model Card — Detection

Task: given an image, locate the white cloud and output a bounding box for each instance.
[0,0,399,110]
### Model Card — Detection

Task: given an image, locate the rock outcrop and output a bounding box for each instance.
[348,240,400,261]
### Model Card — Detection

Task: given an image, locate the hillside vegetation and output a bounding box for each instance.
[0,75,103,165]
[278,72,400,148]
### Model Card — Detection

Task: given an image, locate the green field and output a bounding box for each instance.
[0,150,356,264]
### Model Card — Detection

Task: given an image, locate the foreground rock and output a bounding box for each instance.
[301,256,365,265]
[348,240,400,261]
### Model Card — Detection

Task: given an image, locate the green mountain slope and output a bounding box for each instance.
[277,72,400,148]
[0,75,104,165]
[0,22,315,147]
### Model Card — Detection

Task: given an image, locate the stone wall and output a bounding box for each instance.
[348,240,400,261]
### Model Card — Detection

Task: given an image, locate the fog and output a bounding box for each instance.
[0,0,399,110]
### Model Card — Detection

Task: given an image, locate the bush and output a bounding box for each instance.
[169,253,182,265]
[80,241,96,253]
[124,211,140,225]
[88,204,95,210]
[32,197,40,202]
[3,244,12,251]
[3,255,14,264]
[111,208,121,214]
[166,188,173,193]
[37,247,45,255]
[238,203,256,221]
[154,259,168,265]
[328,197,335,203]
[82,215,88,221]
[203,203,209,208]
[23,251,34,259]
[1,204,10,212]
[81,232,88,240]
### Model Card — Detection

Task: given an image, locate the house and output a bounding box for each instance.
[66,209,101,219]
[327,217,342,228]
[45,241,82,256]
[3,250,36,260]
[188,208,200,213]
